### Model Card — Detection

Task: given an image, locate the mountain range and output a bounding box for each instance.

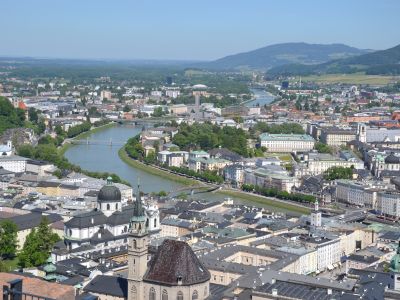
[200,42,400,76]
[200,43,370,70]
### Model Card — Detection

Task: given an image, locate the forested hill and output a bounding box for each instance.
[200,43,368,70]
[267,43,400,76]
[0,97,26,135]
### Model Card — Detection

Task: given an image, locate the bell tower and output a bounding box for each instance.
[128,180,148,300]
[310,200,322,228]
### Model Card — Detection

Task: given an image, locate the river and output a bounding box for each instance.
[64,114,298,214]
[64,124,182,193]
[245,88,275,107]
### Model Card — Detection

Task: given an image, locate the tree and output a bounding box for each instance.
[0,220,18,259]
[18,217,60,268]
[28,107,39,123]
[123,105,131,112]
[152,107,164,117]
[54,124,65,136]
[323,166,354,181]
[315,142,333,154]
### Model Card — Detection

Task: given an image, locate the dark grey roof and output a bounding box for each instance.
[144,239,210,286]
[106,205,134,226]
[254,280,343,300]
[98,184,121,202]
[83,275,127,298]
[209,148,242,162]
[346,254,380,264]
[7,212,62,231]
[385,153,400,164]
[379,231,400,241]
[65,210,107,228]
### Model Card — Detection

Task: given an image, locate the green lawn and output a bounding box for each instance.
[264,153,293,162]
[1,257,19,271]
[218,190,310,215]
[297,73,399,85]
[118,147,198,186]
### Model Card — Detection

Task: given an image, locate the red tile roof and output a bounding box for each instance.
[0,273,75,300]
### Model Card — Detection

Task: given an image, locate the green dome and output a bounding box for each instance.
[391,242,400,272]
[44,263,56,273]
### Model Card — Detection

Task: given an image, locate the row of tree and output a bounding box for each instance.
[66,122,91,138]
[241,184,316,203]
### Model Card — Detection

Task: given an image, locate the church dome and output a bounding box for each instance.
[385,153,400,164]
[98,177,121,202]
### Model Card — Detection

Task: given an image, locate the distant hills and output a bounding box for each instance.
[267,44,400,76]
[200,43,370,70]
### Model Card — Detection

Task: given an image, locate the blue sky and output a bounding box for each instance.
[1,0,399,60]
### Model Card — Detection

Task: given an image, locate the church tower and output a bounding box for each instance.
[128,181,148,300]
[357,123,367,143]
[389,241,400,291]
[310,200,322,228]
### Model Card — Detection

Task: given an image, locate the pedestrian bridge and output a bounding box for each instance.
[69,138,126,146]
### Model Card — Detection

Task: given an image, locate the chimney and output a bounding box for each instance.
[327,288,332,295]
[271,278,276,284]
[272,288,278,296]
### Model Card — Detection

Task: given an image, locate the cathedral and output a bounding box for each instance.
[127,189,211,300]
[54,177,160,261]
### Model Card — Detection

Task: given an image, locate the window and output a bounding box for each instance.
[177,291,183,300]
[131,285,137,300]
[154,218,157,228]
[204,286,208,296]
[116,203,119,210]
[149,287,156,300]
[192,290,198,300]
[176,291,183,300]
[106,203,110,210]
[162,289,168,300]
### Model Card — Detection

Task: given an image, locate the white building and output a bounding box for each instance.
[377,191,400,218]
[259,133,315,153]
[58,178,160,259]
[335,180,382,208]
[303,152,363,176]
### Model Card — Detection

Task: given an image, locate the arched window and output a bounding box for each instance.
[124,226,128,233]
[154,218,157,228]
[106,203,110,210]
[192,290,198,300]
[133,239,137,249]
[162,289,168,300]
[149,287,156,300]
[130,285,137,300]
[146,218,149,228]
[116,203,119,210]
[177,291,183,300]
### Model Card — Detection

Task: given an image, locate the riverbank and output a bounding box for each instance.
[217,190,310,215]
[59,122,117,155]
[119,144,310,214]
[118,146,198,186]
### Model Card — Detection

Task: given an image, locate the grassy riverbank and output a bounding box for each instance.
[217,190,310,215]
[118,146,198,186]
[59,122,116,155]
